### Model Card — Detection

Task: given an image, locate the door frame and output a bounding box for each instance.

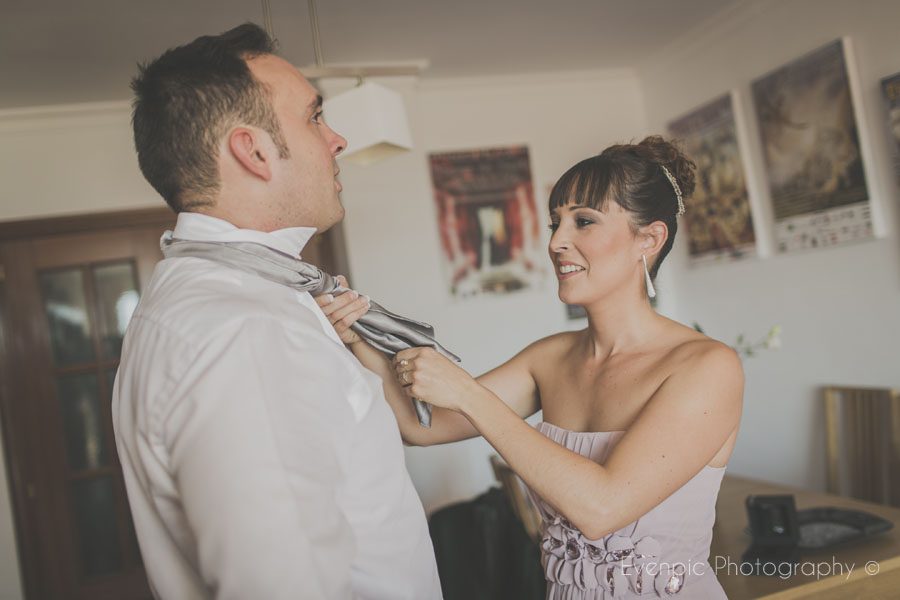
[0,206,174,600]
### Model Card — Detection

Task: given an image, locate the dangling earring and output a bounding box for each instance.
[642,254,656,299]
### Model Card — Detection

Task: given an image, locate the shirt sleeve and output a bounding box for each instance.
[162,316,357,600]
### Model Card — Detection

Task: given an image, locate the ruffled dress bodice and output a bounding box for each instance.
[526,422,727,599]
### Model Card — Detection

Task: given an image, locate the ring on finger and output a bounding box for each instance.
[400,370,411,385]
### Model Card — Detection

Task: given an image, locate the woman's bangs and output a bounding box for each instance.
[548,157,612,214]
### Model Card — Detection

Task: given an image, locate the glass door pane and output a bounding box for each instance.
[57,373,109,472]
[70,476,123,577]
[39,262,142,581]
[39,269,96,366]
[94,263,140,360]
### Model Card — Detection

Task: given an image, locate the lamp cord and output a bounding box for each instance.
[261,0,275,39]
[308,0,325,67]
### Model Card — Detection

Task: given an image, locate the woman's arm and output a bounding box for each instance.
[315,284,540,446]
[395,341,743,539]
[347,338,478,446]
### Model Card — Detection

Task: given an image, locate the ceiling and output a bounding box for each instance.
[0,0,742,109]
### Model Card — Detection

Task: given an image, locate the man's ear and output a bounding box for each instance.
[227,127,273,181]
[640,221,669,257]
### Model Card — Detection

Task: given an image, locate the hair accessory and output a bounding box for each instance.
[660,165,685,217]
[642,254,656,299]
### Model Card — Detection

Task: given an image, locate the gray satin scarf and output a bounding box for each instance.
[160,231,459,428]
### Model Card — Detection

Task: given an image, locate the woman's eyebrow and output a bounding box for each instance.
[550,203,587,215]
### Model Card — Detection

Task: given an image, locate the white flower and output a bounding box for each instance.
[764,325,782,350]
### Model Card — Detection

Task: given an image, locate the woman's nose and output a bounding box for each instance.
[549,231,571,253]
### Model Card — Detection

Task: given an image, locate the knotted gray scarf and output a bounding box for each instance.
[160,231,459,427]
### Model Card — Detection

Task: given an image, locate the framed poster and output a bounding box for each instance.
[429,146,546,298]
[751,39,873,252]
[881,71,900,183]
[668,93,757,264]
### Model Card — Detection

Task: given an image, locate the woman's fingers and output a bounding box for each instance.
[392,350,423,388]
[393,357,414,386]
[397,371,414,388]
[393,354,428,392]
[318,290,361,317]
[331,295,370,331]
[315,293,335,308]
[392,348,422,365]
[334,305,369,335]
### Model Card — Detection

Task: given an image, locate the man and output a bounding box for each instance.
[113,23,442,599]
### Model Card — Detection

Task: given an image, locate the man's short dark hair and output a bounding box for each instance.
[131,22,290,212]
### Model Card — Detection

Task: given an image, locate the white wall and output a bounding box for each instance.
[636,0,900,492]
[0,103,166,220]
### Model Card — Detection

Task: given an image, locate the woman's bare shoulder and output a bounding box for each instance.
[503,330,582,375]
[523,329,582,356]
[664,327,744,386]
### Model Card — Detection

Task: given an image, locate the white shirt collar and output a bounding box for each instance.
[171,212,317,259]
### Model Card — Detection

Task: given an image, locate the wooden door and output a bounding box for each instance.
[0,210,173,600]
[0,208,349,599]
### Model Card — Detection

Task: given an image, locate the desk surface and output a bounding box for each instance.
[712,475,900,599]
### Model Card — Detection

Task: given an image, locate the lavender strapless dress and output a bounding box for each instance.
[526,422,728,599]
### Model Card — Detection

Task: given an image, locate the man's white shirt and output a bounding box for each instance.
[112,212,442,599]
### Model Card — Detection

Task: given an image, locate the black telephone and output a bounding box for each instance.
[741,494,801,575]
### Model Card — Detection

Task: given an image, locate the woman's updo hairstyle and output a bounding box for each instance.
[548,135,696,280]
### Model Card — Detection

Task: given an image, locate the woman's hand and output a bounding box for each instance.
[315,275,370,345]
[392,347,481,413]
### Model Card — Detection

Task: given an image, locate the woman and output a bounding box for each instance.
[319,136,743,599]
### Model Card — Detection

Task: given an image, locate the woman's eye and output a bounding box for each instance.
[576,217,594,228]
[312,111,323,124]
[548,222,559,231]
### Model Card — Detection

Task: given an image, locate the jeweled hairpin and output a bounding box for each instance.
[660,165,685,216]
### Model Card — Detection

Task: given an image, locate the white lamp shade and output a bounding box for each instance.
[323,81,414,166]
